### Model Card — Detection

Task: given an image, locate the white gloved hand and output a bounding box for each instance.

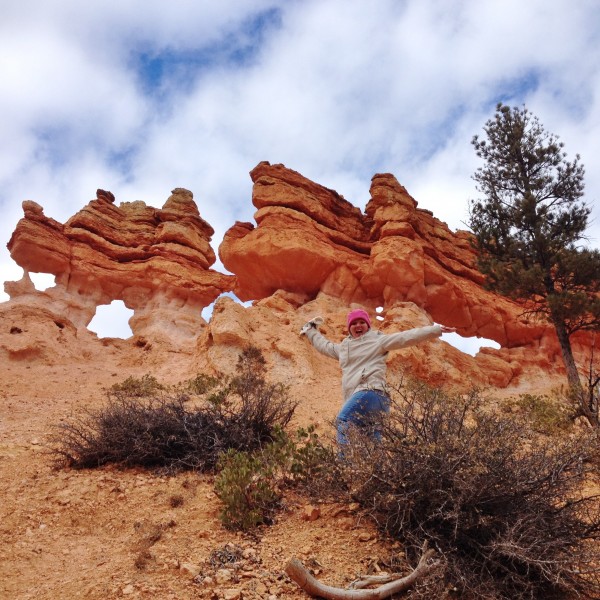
[299,316,324,335]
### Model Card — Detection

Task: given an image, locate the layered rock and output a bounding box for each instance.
[219,162,592,388]
[220,162,372,301]
[5,188,233,340]
[220,162,542,347]
[1,164,594,394]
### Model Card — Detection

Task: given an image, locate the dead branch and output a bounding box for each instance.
[348,573,405,589]
[285,543,438,599]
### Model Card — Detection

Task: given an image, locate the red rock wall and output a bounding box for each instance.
[2,162,594,393]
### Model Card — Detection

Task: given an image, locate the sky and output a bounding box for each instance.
[1,0,599,354]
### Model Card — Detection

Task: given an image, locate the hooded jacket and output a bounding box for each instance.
[305,324,442,402]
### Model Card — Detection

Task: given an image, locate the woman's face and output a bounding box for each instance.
[349,318,369,338]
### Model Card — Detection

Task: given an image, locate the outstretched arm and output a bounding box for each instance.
[300,318,340,360]
[379,324,455,352]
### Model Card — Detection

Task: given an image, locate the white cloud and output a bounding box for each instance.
[1,0,599,348]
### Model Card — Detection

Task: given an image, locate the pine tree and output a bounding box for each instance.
[468,103,600,424]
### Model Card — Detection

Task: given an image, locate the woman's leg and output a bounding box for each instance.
[336,390,390,445]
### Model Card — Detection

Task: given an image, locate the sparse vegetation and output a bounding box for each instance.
[333,379,600,599]
[215,445,282,530]
[503,392,574,434]
[214,426,338,531]
[109,373,165,397]
[51,347,297,472]
[51,347,600,598]
[169,494,184,508]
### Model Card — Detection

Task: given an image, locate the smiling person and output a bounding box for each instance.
[300,308,456,444]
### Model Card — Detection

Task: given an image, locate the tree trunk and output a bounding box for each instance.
[553,318,599,427]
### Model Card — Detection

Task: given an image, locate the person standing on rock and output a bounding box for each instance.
[300,308,456,444]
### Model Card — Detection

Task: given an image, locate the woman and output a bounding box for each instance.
[300,308,455,444]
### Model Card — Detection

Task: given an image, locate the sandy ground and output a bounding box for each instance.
[0,356,407,600]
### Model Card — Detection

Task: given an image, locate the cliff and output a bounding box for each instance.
[2,161,597,599]
[1,162,593,393]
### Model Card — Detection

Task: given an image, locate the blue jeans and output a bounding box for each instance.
[336,390,390,445]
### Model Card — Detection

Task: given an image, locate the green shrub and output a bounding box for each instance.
[287,426,343,498]
[109,374,165,397]
[215,447,282,531]
[507,392,573,433]
[214,426,339,531]
[184,373,220,395]
[336,380,600,600]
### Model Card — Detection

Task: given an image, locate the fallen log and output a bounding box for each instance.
[285,543,438,599]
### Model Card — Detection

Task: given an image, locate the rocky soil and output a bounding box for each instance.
[2,160,597,599]
[0,349,413,600]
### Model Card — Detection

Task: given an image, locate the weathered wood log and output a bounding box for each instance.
[349,573,405,589]
[285,544,437,599]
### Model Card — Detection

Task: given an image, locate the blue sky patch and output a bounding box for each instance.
[131,7,282,98]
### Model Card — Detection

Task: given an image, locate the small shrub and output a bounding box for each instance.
[51,347,298,472]
[287,426,343,498]
[134,549,153,570]
[507,392,573,433]
[214,426,339,530]
[215,447,282,530]
[51,395,219,471]
[337,380,600,600]
[185,373,220,395]
[109,374,165,397]
[169,494,184,508]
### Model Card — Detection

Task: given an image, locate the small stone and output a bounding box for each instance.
[301,505,320,521]
[180,562,202,577]
[215,568,233,584]
[358,532,372,542]
[195,574,214,586]
[254,581,268,594]
[222,589,242,600]
[337,517,355,530]
[122,583,135,595]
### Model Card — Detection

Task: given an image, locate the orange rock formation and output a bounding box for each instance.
[5,188,233,339]
[1,162,593,392]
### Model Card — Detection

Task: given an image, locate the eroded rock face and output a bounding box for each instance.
[220,162,543,348]
[220,162,371,301]
[218,162,594,389]
[5,188,233,339]
[1,163,594,394]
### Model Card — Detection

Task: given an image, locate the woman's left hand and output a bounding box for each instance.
[440,325,457,333]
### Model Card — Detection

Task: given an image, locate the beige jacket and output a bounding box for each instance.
[305,325,442,402]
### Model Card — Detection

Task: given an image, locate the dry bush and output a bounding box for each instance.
[51,346,297,472]
[337,380,600,599]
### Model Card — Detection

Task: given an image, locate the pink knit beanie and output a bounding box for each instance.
[347,308,371,330]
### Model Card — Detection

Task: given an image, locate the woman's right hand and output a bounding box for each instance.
[299,317,324,335]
